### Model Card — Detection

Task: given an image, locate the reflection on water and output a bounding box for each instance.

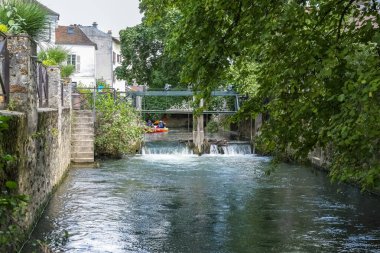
[24,150,380,252]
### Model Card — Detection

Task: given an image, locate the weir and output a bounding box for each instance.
[142,140,252,155]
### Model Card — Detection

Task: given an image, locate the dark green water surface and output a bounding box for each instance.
[26,151,380,252]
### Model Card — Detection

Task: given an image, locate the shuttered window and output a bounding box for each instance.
[67,54,80,72]
[76,55,81,72]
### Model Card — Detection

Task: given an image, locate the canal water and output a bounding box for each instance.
[25,131,380,252]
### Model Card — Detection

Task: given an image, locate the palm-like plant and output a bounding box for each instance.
[0,0,48,39]
[38,46,69,65]
[38,46,76,78]
[61,65,75,79]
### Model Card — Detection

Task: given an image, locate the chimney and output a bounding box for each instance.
[107,30,112,35]
[92,22,98,28]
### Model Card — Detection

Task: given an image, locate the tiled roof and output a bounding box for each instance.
[56,26,97,49]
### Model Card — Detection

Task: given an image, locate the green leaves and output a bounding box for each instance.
[0,115,27,252]
[337,94,345,102]
[5,181,17,190]
[117,13,184,89]
[0,0,48,39]
[140,0,380,190]
[0,116,9,131]
[94,94,144,157]
[38,46,69,66]
[61,65,75,79]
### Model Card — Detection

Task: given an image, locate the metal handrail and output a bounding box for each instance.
[35,61,49,107]
[0,32,9,107]
[71,87,242,114]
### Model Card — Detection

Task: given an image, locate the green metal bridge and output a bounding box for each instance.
[127,89,243,115]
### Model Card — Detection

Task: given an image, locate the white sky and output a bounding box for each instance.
[38,0,143,37]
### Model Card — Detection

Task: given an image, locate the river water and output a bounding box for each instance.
[25,131,380,252]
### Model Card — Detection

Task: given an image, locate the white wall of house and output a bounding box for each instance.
[48,15,59,44]
[62,45,97,87]
[80,25,113,86]
[112,39,125,91]
[37,15,59,50]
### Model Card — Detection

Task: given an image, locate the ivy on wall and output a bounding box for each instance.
[0,115,28,252]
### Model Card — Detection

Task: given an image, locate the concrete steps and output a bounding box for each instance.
[71,110,95,163]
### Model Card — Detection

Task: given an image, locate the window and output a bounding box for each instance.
[67,27,75,34]
[117,54,122,63]
[113,52,116,64]
[67,54,80,72]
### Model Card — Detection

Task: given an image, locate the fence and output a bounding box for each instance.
[0,32,9,108]
[71,86,130,110]
[35,61,49,107]
[0,33,51,109]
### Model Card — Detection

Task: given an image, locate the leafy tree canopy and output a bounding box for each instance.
[140,0,380,189]
[116,10,185,89]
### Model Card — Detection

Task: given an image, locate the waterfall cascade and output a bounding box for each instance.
[142,141,252,155]
[142,141,192,155]
[209,143,252,155]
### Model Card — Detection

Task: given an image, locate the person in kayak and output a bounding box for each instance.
[158,120,165,128]
[147,119,153,127]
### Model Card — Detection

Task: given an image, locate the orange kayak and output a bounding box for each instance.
[145,127,169,133]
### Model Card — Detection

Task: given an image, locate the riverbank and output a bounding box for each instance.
[254,144,380,197]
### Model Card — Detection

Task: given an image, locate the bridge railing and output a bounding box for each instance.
[72,86,96,110]
[71,86,131,110]
[0,32,9,109]
[126,89,244,114]
[70,86,245,115]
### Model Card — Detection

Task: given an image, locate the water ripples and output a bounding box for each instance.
[24,153,380,253]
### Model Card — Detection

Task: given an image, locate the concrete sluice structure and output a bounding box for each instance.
[141,140,252,156]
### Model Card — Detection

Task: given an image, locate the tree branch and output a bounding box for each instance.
[371,0,378,11]
[222,0,243,43]
[313,0,347,31]
[337,0,356,41]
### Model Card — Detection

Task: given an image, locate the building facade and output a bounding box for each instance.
[31,0,59,47]
[80,23,113,86]
[80,22,125,91]
[112,37,125,91]
[55,25,97,87]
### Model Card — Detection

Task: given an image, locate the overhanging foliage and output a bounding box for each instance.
[140,0,380,190]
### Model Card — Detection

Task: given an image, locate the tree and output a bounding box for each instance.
[116,11,184,89]
[140,0,380,189]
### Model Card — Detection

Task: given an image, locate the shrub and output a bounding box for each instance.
[205,120,218,133]
[0,0,48,39]
[95,94,144,158]
[41,59,56,66]
[38,46,76,78]
[38,46,69,66]
[61,65,75,78]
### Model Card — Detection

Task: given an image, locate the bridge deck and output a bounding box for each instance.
[129,90,239,97]
[139,110,237,114]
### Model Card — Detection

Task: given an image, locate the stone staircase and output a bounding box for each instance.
[71,110,95,163]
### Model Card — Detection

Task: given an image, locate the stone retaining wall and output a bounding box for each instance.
[0,35,72,230]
